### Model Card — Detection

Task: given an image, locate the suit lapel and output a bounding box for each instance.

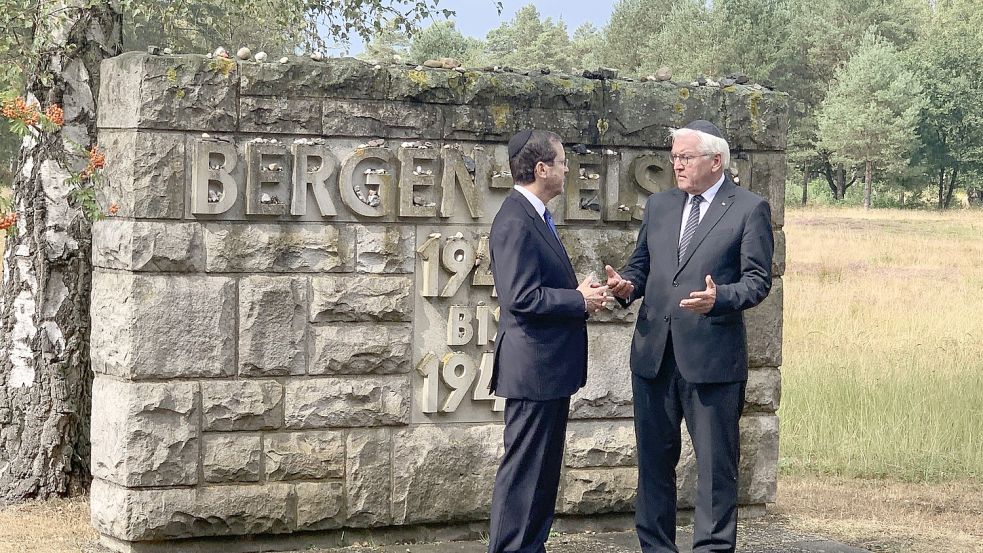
[675,178,737,276]
[511,191,577,281]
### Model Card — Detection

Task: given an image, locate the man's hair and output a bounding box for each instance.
[670,128,731,170]
[509,130,561,184]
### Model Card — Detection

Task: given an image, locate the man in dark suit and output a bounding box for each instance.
[605,120,774,553]
[486,129,611,553]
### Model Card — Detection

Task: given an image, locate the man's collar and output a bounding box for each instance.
[689,173,726,204]
[514,184,546,219]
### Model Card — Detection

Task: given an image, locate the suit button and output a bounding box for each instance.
[663,316,670,322]
[672,281,678,287]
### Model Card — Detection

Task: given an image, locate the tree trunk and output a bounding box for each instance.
[863,160,872,209]
[899,191,905,207]
[943,166,959,209]
[801,167,810,206]
[937,167,946,210]
[835,164,845,200]
[0,2,122,504]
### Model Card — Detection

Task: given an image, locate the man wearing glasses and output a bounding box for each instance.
[605,120,775,553]
[486,129,611,553]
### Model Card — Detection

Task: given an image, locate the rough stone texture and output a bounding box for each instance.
[97,130,185,219]
[99,52,238,131]
[240,96,323,134]
[722,86,791,152]
[309,323,412,375]
[284,377,411,429]
[346,429,393,527]
[90,378,199,487]
[561,228,639,324]
[745,367,781,414]
[239,276,308,377]
[602,83,720,148]
[202,433,262,483]
[296,481,346,531]
[442,105,599,144]
[265,431,345,481]
[558,467,637,515]
[309,275,413,323]
[355,225,415,274]
[565,421,637,468]
[92,220,205,272]
[392,425,503,524]
[204,224,354,273]
[748,152,787,227]
[202,380,284,431]
[239,57,389,99]
[90,272,236,379]
[387,68,602,110]
[773,229,786,277]
[90,479,294,541]
[739,415,780,505]
[571,325,634,419]
[746,277,783,368]
[323,99,444,139]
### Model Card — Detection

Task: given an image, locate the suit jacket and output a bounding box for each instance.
[620,177,774,383]
[488,190,588,400]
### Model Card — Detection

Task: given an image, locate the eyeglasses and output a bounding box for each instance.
[669,153,713,167]
[545,158,569,168]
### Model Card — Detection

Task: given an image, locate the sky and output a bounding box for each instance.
[338,0,620,55]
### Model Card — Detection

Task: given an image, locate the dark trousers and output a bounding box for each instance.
[633,341,746,553]
[487,396,571,553]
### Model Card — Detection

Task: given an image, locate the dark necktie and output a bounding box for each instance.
[678,194,704,263]
[544,208,560,241]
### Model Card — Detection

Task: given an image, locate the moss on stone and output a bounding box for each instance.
[407,70,429,88]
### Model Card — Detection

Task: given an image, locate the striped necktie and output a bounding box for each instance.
[678,194,704,263]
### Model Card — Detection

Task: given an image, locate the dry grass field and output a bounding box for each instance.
[780,207,983,481]
[0,207,981,552]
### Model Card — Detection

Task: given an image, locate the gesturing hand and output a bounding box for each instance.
[680,275,716,314]
[604,265,634,300]
[577,274,612,314]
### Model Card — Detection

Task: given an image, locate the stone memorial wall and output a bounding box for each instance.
[89,52,788,553]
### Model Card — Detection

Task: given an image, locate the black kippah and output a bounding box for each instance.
[508,129,534,158]
[682,120,725,140]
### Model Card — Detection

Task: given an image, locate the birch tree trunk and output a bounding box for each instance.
[0,1,121,504]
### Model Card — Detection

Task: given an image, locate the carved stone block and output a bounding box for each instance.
[92,220,205,272]
[346,429,393,527]
[309,275,413,323]
[203,223,354,273]
[284,377,411,429]
[201,380,284,431]
[97,130,185,219]
[238,276,308,377]
[265,431,345,481]
[309,324,412,375]
[91,378,200,487]
[391,425,503,524]
[202,433,262,483]
[91,272,236,379]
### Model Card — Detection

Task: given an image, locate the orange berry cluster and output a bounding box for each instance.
[0,212,17,231]
[81,145,106,179]
[44,104,64,126]
[1,96,40,126]
[108,202,120,215]
[2,97,65,128]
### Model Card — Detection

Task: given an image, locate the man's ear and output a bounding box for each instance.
[534,160,547,179]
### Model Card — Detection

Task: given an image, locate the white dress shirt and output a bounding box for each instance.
[514,185,547,222]
[678,174,725,245]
